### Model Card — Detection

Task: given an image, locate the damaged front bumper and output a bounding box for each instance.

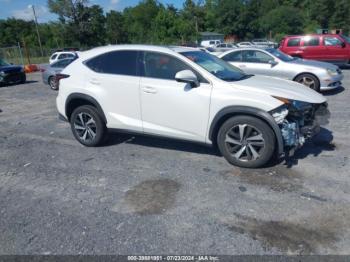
[271,101,330,155]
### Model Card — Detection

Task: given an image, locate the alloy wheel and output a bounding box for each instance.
[73,112,97,142]
[297,76,315,89]
[224,124,265,162]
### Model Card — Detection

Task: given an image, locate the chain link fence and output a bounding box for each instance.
[0,45,24,66]
[0,44,55,66]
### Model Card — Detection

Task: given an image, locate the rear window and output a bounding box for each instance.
[85,50,139,76]
[303,36,320,46]
[287,38,301,47]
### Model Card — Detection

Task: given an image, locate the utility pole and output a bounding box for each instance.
[29,5,44,57]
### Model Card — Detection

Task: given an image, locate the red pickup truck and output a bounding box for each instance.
[279,34,350,65]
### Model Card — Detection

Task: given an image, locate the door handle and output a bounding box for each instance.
[142,86,157,94]
[89,79,100,85]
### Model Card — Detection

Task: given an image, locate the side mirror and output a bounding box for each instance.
[341,42,346,48]
[268,60,278,66]
[175,70,199,87]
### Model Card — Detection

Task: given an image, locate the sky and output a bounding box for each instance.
[0,0,185,23]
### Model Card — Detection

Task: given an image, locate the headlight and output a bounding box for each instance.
[327,68,338,76]
[0,71,5,76]
[272,96,311,109]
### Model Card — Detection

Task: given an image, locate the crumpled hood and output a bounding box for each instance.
[235,75,327,104]
[289,58,338,70]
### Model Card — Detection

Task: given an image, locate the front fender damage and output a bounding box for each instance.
[270,102,330,156]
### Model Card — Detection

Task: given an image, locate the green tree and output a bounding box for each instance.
[106,10,127,44]
[261,6,304,40]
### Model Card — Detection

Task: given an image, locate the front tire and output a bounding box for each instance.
[294,73,320,92]
[217,116,275,168]
[48,76,58,90]
[20,74,26,84]
[70,105,107,147]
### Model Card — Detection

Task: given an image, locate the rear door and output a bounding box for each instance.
[84,50,143,131]
[301,36,324,60]
[282,37,301,57]
[323,36,348,63]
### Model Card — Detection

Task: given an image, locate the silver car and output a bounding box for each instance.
[218,48,343,91]
[42,58,75,90]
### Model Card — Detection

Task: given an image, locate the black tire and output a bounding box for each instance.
[217,116,275,168]
[48,76,58,90]
[70,105,107,147]
[294,73,320,92]
[20,74,26,84]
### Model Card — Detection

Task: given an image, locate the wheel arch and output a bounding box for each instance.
[65,93,107,123]
[209,106,284,156]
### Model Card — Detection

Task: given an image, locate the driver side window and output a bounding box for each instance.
[242,50,272,63]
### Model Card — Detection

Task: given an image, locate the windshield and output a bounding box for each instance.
[0,58,10,67]
[266,48,295,62]
[341,35,350,44]
[181,51,249,82]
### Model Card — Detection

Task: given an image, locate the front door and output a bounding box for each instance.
[139,51,212,142]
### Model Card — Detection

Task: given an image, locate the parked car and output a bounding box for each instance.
[56,45,329,168]
[0,58,26,86]
[236,42,255,48]
[49,51,78,64]
[219,47,343,92]
[42,58,76,90]
[252,39,276,48]
[279,34,350,65]
[199,47,223,56]
[201,40,222,48]
[213,43,237,52]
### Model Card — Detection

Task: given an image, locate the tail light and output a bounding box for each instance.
[55,73,70,89]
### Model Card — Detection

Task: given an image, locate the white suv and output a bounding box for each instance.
[56,45,329,168]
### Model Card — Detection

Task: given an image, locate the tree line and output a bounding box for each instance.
[0,0,350,49]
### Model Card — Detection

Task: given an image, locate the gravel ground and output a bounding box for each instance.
[0,71,349,255]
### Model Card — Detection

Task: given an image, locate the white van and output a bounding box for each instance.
[200,40,222,48]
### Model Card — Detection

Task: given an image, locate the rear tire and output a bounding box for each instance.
[217,116,275,168]
[70,105,107,147]
[294,73,320,92]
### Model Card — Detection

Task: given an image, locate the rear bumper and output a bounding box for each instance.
[0,72,25,85]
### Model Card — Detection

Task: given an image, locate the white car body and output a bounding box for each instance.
[201,40,222,48]
[49,51,78,64]
[56,45,328,167]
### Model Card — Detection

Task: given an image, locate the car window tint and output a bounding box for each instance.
[287,38,301,47]
[303,37,320,46]
[242,50,272,63]
[143,52,206,83]
[51,54,57,60]
[222,51,242,62]
[209,41,215,45]
[143,52,193,80]
[85,50,138,76]
[52,59,73,68]
[324,37,343,46]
